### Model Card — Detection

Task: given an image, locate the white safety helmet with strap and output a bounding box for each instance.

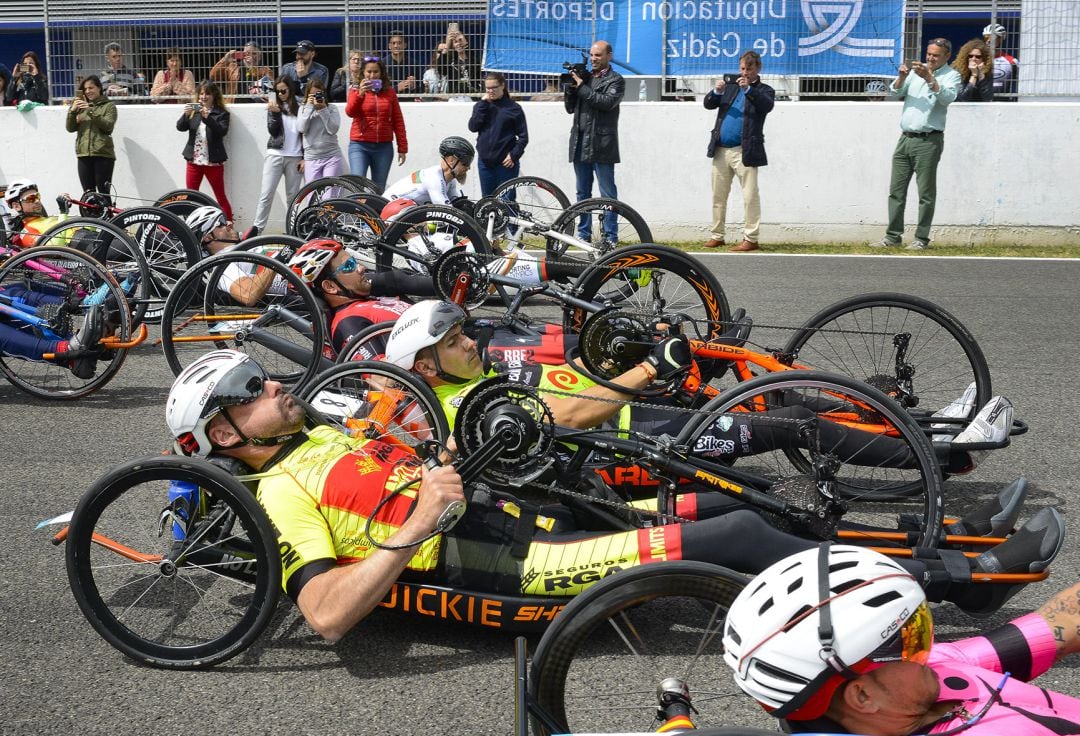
[384,300,467,371]
[185,205,227,241]
[4,178,38,207]
[722,544,930,721]
[983,23,1007,38]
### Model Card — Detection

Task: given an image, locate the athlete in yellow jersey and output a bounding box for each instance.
[165,350,1059,642]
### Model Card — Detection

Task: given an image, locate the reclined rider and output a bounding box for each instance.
[164,350,1062,643]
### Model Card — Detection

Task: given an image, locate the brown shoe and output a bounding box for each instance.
[729,239,760,252]
[703,238,725,248]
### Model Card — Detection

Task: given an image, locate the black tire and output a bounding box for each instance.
[291,197,383,243]
[160,250,328,391]
[153,189,218,220]
[338,174,383,195]
[33,217,152,327]
[286,176,368,235]
[231,233,307,255]
[335,322,394,363]
[491,176,571,250]
[529,561,752,736]
[110,207,202,324]
[547,197,652,260]
[0,246,133,399]
[65,456,281,669]
[375,204,492,281]
[676,370,945,540]
[783,293,993,432]
[349,191,390,216]
[299,361,450,447]
[564,244,730,344]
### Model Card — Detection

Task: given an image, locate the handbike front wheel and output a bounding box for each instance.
[547,197,652,260]
[675,370,944,545]
[65,456,281,669]
[529,560,756,736]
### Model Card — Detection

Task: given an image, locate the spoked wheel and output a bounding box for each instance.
[529,561,755,736]
[110,207,202,324]
[298,361,449,448]
[547,197,652,260]
[564,244,730,343]
[0,246,133,399]
[490,176,571,250]
[783,293,992,432]
[286,176,369,235]
[160,251,329,391]
[291,197,383,244]
[65,456,281,669]
[153,189,219,220]
[335,322,394,363]
[374,204,492,286]
[676,370,945,540]
[34,217,152,326]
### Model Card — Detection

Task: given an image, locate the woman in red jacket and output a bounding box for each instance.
[345,55,408,193]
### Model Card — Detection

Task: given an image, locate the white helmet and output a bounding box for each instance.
[185,205,226,240]
[384,300,466,370]
[983,23,1006,37]
[4,178,38,206]
[723,545,929,721]
[166,350,268,456]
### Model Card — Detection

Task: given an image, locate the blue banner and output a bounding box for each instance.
[484,0,903,76]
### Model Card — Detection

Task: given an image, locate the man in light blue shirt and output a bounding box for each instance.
[873,38,961,250]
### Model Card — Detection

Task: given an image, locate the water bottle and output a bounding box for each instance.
[167,480,200,540]
[639,79,648,102]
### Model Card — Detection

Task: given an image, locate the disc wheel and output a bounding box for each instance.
[298,361,449,448]
[33,217,152,327]
[783,293,992,432]
[110,207,202,324]
[675,370,945,542]
[65,456,280,669]
[529,560,754,736]
[286,176,368,235]
[490,176,571,250]
[547,197,652,260]
[564,244,730,344]
[0,246,133,399]
[160,250,328,391]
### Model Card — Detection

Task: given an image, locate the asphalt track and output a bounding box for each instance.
[2,253,1079,735]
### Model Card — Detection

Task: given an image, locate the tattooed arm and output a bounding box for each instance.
[1036,580,1080,660]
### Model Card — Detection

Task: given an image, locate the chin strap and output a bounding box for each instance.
[430,342,473,385]
[216,407,307,452]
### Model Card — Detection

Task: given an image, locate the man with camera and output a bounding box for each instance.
[703,50,775,253]
[210,42,272,104]
[565,40,624,245]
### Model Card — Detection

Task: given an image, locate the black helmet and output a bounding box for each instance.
[439,136,475,166]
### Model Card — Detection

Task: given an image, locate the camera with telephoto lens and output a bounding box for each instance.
[559,52,591,90]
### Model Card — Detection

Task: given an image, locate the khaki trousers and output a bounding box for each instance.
[710,145,760,242]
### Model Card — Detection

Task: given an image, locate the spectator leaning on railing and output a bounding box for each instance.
[953,39,994,102]
[150,48,196,104]
[99,42,145,101]
[280,40,329,100]
[210,42,273,104]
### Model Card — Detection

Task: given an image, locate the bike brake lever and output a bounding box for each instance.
[416,440,468,532]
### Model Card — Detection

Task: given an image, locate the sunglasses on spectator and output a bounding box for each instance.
[362,55,381,63]
[485,85,501,91]
[20,193,41,204]
[276,88,290,94]
[969,54,984,59]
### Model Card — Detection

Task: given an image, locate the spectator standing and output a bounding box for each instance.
[468,72,528,196]
[345,56,407,193]
[384,30,421,96]
[99,43,145,100]
[6,52,49,106]
[176,81,233,223]
[298,78,345,183]
[439,30,481,98]
[330,50,362,102]
[65,75,117,201]
[565,40,624,244]
[251,76,303,236]
[279,40,329,98]
[872,38,961,250]
[702,50,775,253]
[210,42,273,104]
[984,23,1018,98]
[954,39,994,102]
[150,49,195,104]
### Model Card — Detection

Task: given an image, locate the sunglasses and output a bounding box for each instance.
[969,55,984,59]
[276,88,290,94]
[865,600,934,666]
[333,255,360,275]
[202,360,269,421]
[362,55,381,63]
[20,193,41,204]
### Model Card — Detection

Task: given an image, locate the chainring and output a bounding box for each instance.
[763,474,844,539]
[473,196,512,238]
[431,246,491,310]
[453,375,556,484]
[579,308,655,379]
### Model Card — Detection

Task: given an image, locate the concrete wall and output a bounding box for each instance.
[2,100,1078,245]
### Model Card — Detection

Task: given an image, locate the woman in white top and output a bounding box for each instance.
[251,75,304,235]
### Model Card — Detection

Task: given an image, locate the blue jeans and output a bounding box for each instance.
[573,160,618,242]
[349,141,394,193]
[477,158,521,198]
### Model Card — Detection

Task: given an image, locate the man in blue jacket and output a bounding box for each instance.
[703,50,775,253]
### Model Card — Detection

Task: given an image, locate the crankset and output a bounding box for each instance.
[474,196,513,239]
[578,307,657,379]
[452,375,556,485]
[431,246,490,310]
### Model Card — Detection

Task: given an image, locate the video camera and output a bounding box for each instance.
[559,52,591,89]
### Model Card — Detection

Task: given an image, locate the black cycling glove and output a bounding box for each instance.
[644,335,692,381]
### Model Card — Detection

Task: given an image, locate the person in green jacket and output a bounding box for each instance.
[66,75,118,203]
